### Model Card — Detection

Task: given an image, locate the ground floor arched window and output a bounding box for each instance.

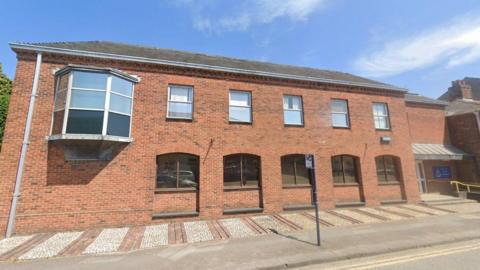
[156,153,199,189]
[375,155,401,183]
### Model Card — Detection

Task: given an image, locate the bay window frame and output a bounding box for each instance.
[50,68,135,138]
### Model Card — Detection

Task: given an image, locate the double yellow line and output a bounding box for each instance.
[324,240,480,270]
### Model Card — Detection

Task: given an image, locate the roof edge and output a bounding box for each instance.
[10,42,408,93]
[405,100,448,107]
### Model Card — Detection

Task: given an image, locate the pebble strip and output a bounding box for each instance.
[251,216,292,234]
[332,209,381,224]
[280,213,318,229]
[404,204,447,215]
[386,206,429,217]
[20,232,82,260]
[141,224,169,249]
[359,207,405,221]
[220,218,256,238]
[313,211,353,226]
[83,228,129,254]
[184,221,214,243]
[0,236,34,256]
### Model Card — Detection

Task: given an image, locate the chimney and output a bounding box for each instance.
[447,80,473,101]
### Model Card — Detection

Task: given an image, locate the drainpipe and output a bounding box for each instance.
[474,112,480,137]
[5,53,42,238]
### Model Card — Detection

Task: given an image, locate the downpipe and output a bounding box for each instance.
[5,53,42,238]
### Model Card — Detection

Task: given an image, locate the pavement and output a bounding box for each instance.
[0,201,479,269]
[0,203,457,262]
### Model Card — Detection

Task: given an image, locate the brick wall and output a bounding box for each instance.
[406,103,449,144]
[0,52,420,235]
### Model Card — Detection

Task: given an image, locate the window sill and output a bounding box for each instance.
[332,126,351,130]
[166,117,193,122]
[228,121,252,125]
[282,184,311,189]
[375,128,392,132]
[333,183,360,187]
[224,186,259,191]
[47,134,133,143]
[152,211,199,219]
[284,124,304,128]
[155,187,197,194]
[223,207,263,215]
[378,181,401,186]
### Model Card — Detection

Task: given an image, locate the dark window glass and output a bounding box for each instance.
[156,154,199,189]
[66,110,103,134]
[281,155,311,185]
[107,113,130,137]
[224,154,260,187]
[52,110,64,134]
[331,155,359,184]
[376,156,399,183]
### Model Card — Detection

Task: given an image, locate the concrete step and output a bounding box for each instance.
[421,198,477,206]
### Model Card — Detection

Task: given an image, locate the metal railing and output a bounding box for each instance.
[450,180,480,194]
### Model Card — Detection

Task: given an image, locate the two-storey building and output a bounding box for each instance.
[0,41,422,236]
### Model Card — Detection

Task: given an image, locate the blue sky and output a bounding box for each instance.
[1,0,479,98]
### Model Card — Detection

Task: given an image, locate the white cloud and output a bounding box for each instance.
[355,15,480,77]
[181,0,327,32]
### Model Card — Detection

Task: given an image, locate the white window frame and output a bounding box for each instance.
[283,95,304,126]
[331,99,350,128]
[229,90,252,123]
[50,70,135,138]
[166,85,194,120]
[372,102,390,130]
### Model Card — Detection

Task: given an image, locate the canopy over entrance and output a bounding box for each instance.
[412,143,471,160]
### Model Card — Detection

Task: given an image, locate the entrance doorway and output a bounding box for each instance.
[415,161,427,193]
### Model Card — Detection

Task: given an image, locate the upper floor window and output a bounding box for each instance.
[224,154,260,188]
[372,102,390,130]
[331,99,349,128]
[331,155,359,184]
[52,68,136,138]
[156,153,199,189]
[167,85,193,119]
[375,155,400,183]
[283,95,303,126]
[229,90,252,123]
[281,154,310,185]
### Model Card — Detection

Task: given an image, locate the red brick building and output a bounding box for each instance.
[0,41,459,236]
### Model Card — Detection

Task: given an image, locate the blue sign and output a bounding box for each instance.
[433,166,452,179]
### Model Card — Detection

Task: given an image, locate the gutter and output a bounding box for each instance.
[9,42,407,93]
[5,53,42,238]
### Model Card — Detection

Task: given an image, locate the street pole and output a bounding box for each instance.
[306,154,320,246]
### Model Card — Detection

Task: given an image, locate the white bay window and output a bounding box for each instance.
[51,67,137,140]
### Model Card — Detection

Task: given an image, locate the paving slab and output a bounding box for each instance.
[360,207,406,221]
[280,213,318,229]
[406,204,450,215]
[140,224,169,249]
[0,236,34,257]
[331,209,383,224]
[220,218,256,238]
[183,221,214,243]
[83,228,128,254]
[251,215,292,234]
[312,211,353,226]
[19,232,82,260]
[384,205,429,217]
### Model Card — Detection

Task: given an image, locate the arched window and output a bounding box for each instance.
[375,155,400,183]
[156,153,199,189]
[224,154,260,187]
[281,154,310,185]
[331,155,359,184]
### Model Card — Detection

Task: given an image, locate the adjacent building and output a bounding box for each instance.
[0,41,474,236]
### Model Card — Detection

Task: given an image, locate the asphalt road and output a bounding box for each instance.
[300,239,480,270]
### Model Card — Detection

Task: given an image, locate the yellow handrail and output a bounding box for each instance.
[450,180,480,193]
